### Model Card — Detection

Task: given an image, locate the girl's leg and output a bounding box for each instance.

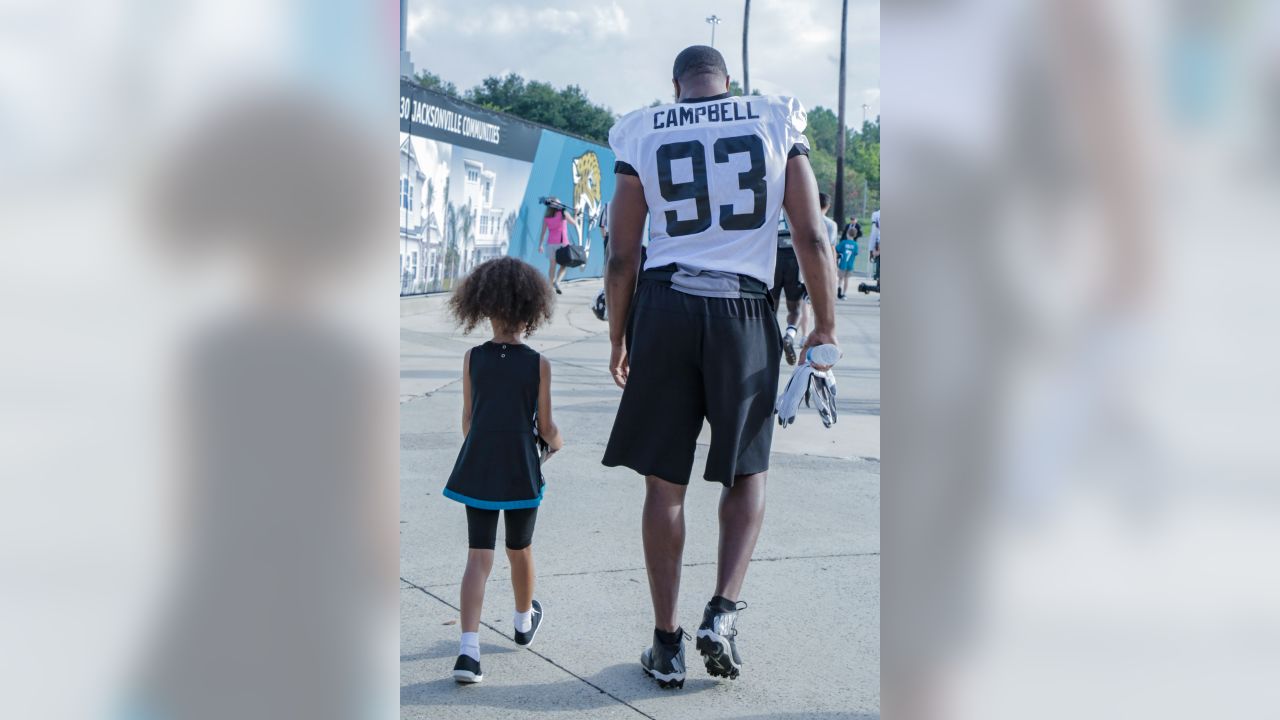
[554,263,568,285]
[461,506,500,633]
[548,255,557,282]
[507,546,535,613]
[460,549,494,632]
[504,508,539,613]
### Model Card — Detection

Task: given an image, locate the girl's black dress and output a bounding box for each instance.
[443,341,544,509]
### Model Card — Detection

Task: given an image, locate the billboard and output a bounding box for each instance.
[399,81,615,295]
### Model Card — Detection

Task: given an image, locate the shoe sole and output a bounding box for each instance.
[453,670,483,683]
[514,602,543,648]
[696,631,741,680]
[640,651,686,689]
[782,337,797,366]
[641,665,685,689]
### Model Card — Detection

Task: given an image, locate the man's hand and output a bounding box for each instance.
[609,341,629,389]
[801,329,840,371]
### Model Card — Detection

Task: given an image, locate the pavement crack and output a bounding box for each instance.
[400,576,657,719]
[407,551,880,589]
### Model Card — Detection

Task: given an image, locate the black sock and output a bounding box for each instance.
[709,595,737,613]
[654,627,683,646]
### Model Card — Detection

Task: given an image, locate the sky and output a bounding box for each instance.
[405,0,879,127]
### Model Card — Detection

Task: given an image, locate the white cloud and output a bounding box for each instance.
[445,2,630,38]
[407,0,877,122]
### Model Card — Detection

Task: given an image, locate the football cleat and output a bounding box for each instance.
[591,290,607,321]
[640,628,689,689]
[696,599,747,680]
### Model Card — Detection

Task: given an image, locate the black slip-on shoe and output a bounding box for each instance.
[452,654,483,683]
[513,599,544,647]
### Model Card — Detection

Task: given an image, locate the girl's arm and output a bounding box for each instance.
[536,355,563,452]
[537,222,546,251]
[461,349,472,437]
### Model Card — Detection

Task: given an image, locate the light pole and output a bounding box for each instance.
[706,15,722,47]
[834,0,849,229]
[862,103,870,128]
[742,1,751,94]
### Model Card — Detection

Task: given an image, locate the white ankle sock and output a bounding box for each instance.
[459,631,480,661]
[785,325,797,337]
[513,608,533,633]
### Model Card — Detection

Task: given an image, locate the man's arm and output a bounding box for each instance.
[604,173,648,389]
[782,155,839,368]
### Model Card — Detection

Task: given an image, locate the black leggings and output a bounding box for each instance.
[466,506,538,550]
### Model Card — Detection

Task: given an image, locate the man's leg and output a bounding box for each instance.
[643,475,688,632]
[714,472,767,601]
[785,299,801,328]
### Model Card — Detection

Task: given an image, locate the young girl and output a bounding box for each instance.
[536,198,580,294]
[443,257,563,683]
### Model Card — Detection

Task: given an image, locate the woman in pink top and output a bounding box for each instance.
[536,199,580,294]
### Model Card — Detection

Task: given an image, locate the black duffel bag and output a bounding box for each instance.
[555,244,587,268]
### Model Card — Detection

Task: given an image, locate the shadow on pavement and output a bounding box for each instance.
[401,678,622,711]
[730,714,879,720]
[400,662,717,712]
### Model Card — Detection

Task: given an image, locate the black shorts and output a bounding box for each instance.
[771,247,803,304]
[602,280,782,487]
[466,506,538,550]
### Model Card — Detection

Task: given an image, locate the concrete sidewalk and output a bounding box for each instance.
[400,279,880,719]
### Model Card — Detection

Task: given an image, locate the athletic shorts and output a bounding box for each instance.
[771,247,803,304]
[602,280,782,487]
[466,506,538,550]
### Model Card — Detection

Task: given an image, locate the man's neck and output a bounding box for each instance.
[679,85,727,102]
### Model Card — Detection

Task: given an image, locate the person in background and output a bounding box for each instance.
[537,198,580,294]
[869,209,880,284]
[798,193,841,337]
[836,219,861,299]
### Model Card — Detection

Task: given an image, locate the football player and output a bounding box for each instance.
[601,45,839,688]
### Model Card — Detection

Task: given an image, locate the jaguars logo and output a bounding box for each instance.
[571,151,603,235]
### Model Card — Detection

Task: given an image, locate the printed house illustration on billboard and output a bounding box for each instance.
[399,137,439,295]
[460,159,507,271]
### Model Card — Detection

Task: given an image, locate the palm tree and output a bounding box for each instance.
[445,204,459,287]
[742,0,751,95]
[456,200,475,276]
[833,0,849,229]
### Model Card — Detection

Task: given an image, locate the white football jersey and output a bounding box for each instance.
[609,93,810,286]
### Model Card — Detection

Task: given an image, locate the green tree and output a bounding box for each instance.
[464,73,615,143]
[802,105,880,224]
[414,70,457,97]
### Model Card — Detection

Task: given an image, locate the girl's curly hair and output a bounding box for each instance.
[447,257,555,336]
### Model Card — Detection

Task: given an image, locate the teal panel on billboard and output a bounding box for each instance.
[508,130,616,283]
